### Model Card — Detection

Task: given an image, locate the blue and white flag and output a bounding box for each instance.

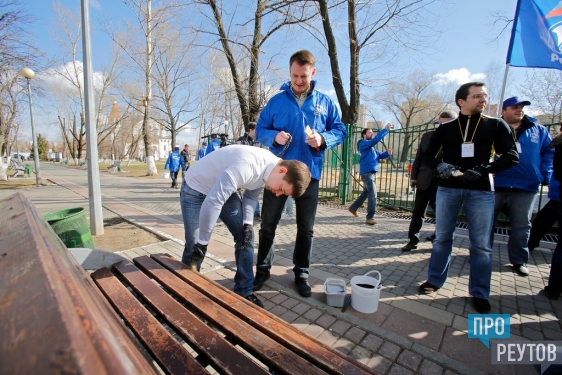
[507,0,562,70]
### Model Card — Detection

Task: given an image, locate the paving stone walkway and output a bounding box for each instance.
[2,163,559,374]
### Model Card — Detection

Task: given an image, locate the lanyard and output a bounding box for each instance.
[458,116,482,143]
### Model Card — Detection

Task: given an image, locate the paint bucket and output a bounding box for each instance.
[324,278,346,307]
[161,172,170,179]
[350,271,382,313]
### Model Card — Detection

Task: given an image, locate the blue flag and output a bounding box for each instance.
[507,0,562,70]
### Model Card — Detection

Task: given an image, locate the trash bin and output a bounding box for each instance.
[24,164,33,177]
[44,208,95,248]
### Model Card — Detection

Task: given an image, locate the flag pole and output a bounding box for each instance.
[497,63,510,117]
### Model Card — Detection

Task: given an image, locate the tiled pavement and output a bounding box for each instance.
[3,163,561,374]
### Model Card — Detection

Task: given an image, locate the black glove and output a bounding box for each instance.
[237,224,253,250]
[436,163,460,179]
[190,243,207,270]
[459,167,484,181]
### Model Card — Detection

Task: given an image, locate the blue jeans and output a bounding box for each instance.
[349,172,377,219]
[491,190,536,265]
[180,183,254,297]
[256,179,319,279]
[428,187,495,299]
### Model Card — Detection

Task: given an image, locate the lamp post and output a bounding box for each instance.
[20,68,40,185]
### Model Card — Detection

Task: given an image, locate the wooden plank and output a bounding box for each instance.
[151,253,380,375]
[133,255,328,375]
[112,259,269,375]
[0,192,158,375]
[91,267,209,375]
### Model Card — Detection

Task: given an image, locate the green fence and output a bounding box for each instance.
[320,122,560,214]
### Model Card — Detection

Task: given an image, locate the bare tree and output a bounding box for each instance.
[376,71,450,162]
[47,1,123,161]
[0,0,42,158]
[313,0,441,125]
[193,0,315,131]
[518,69,562,125]
[151,22,200,147]
[109,0,185,175]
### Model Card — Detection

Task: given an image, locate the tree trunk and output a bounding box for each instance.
[144,0,157,176]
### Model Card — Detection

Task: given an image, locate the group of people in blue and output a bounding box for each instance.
[165,49,560,314]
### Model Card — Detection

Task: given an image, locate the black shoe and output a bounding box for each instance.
[253,273,270,291]
[295,278,311,297]
[418,281,440,294]
[513,264,530,276]
[254,213,261,221]
[426,234,436,242]
[244,293,264,308]
[402,241,418,252]
[472,297,491,314]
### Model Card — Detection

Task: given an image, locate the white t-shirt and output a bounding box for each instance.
[184,145,280,244]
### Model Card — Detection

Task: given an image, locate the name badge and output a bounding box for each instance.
[515,142,522,154]
[461,142,474,158]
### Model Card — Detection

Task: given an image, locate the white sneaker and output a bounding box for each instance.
[280,213,293,220]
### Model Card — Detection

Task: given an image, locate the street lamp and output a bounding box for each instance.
[20,67,41,185]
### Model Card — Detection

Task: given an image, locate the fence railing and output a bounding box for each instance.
[320,121,560,217]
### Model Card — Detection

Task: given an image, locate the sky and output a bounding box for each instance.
[20,0,527,146]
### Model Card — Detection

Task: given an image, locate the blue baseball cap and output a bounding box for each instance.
[502,96,531,109]
[210,133,218,139]
[202,141,208,146]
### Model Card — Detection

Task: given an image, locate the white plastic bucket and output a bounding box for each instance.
[350,271,382,313]
[161,172,170,179]
[324,278,346,307]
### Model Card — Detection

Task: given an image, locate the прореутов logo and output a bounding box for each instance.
[468,314,562,373]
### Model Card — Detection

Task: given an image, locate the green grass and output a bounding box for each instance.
[0,177,45,190]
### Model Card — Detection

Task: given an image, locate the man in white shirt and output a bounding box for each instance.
[180,145,311,307]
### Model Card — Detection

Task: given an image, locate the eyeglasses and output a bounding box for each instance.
[469,94,488,100]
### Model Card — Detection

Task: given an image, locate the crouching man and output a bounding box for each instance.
[180,145,311,308]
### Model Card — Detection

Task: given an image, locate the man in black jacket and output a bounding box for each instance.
[418,82,519,314]
[402,111,454,252]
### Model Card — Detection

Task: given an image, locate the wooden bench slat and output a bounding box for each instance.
[151,253,379,375]
[133,255,328,375]
[0,192,158,375]
[112,259,269,375]
[91,267,209,375]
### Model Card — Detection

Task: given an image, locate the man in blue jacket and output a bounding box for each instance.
[206,134,221,155]
[197,141,208,160]
[254,49,347,297]
[164,146,186,189]
[492,97,553,276]
[348,124,393,225]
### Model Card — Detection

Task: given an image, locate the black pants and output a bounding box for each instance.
[256,179,319,279]
[407,183,437,243]
[170,171,179,187]
[528,199,559,249]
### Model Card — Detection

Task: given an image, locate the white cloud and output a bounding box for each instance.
[90,0,102,10]
[434,68,487,85]
[37,61,106,95]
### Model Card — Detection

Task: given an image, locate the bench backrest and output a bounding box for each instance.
[0,193,158,374]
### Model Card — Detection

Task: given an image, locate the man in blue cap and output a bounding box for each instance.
[164,146,186,189]
[491,96,553,276]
